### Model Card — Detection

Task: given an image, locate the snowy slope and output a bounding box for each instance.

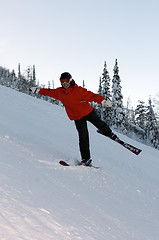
[0,85,159,240]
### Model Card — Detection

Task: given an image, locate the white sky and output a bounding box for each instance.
[0,0,159,107]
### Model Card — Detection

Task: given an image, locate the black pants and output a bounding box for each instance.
[74,109,112,160]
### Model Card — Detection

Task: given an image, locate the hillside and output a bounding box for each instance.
[0,85,159,240]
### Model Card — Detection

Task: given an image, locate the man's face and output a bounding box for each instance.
[60,78,71,89]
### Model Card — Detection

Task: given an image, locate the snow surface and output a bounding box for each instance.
[0,85,159,240]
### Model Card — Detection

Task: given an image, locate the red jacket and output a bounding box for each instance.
[39,84,105,120]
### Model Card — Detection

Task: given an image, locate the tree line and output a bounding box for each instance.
[93,59,159,149]
[0,64,59,105]
[0,61,159,150]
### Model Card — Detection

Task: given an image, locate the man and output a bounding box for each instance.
[30,72,117,166]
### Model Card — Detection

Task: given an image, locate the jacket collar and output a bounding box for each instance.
[62,83,77,94]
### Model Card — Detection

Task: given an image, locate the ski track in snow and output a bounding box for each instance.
[0,85,159,240]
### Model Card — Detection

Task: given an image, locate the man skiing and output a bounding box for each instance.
[30,72,117,166]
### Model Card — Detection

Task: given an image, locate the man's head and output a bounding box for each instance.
[60,72,72,89]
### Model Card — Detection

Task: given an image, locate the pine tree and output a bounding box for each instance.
[0,67,7,85]
[9,69,16,88]
[153,93,159,122]
[17,75,28,93]
[101,61,111,99]
[29,65,36,88]
[48,81,51,88]
[52,80,54,89]
[17,63,22,90]
[125,97,134,123]
[32,65,36,83]
[18,63,21,79]
[101,61,112,124]
[98,77,102,95]
[146,98,159,148]
[135,100,147,132]
[94,77,102,118]
[0,66,17,88]
[27,66,31,82]
[124,97,136,134]
[83,80,85,88]
[111,59,126,132]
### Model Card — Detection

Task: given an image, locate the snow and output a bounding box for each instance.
[0,85,159,240]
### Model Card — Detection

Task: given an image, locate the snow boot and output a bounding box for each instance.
[109,132,118,141]
[80,159,92,166]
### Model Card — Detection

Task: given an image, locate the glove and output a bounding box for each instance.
[30,87,40,94]
[101,99,112,107]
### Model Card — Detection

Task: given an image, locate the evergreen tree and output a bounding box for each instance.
[146,98,159,148]
[9,69,16,89]
[98,77,102,96]
[83,80,85,88]
[153,92,159,122]
[111,59,126,132]
[52,80,54,89]
[135,100,147,134]
[27,65,37,94]
[0,67,7,85]
[0,67,17,88]
[18,63,21,79]
[32,65,36,83]
[124,97,136,134]
[17,75,28,93]
[27,66,31,81]
[101,61,111,99]
[101,61,112,124]
[125,97,135,124]
[94,77,102,118]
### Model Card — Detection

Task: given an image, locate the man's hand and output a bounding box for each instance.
[101,99,112,107]
[30,87,40,94]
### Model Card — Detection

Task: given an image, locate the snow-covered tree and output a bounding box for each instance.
[27,65,36,89]
[94,77,102,118]
[135,100,147,133]
[0,67,7,85]
[95,61,112,124]
[124,97,137,135]
[100,61,112,125]
[98,77,102,96]
[83,80,85,88]
[32,65,36,83]
[52,80,54,89]
[111,59,126,132]
[18,63,21,79]
[101,61,111,100]
[153,92,159,123]
[9,69,17,89]
[17,75,28,93]
[146,98,159,148]
[125,97,135,123]
[0,66,17,89]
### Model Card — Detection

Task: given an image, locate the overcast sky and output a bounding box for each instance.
[1,0,159,107]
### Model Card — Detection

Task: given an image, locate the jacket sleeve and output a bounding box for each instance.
[80,87,105,104]
[39,88,61,101]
